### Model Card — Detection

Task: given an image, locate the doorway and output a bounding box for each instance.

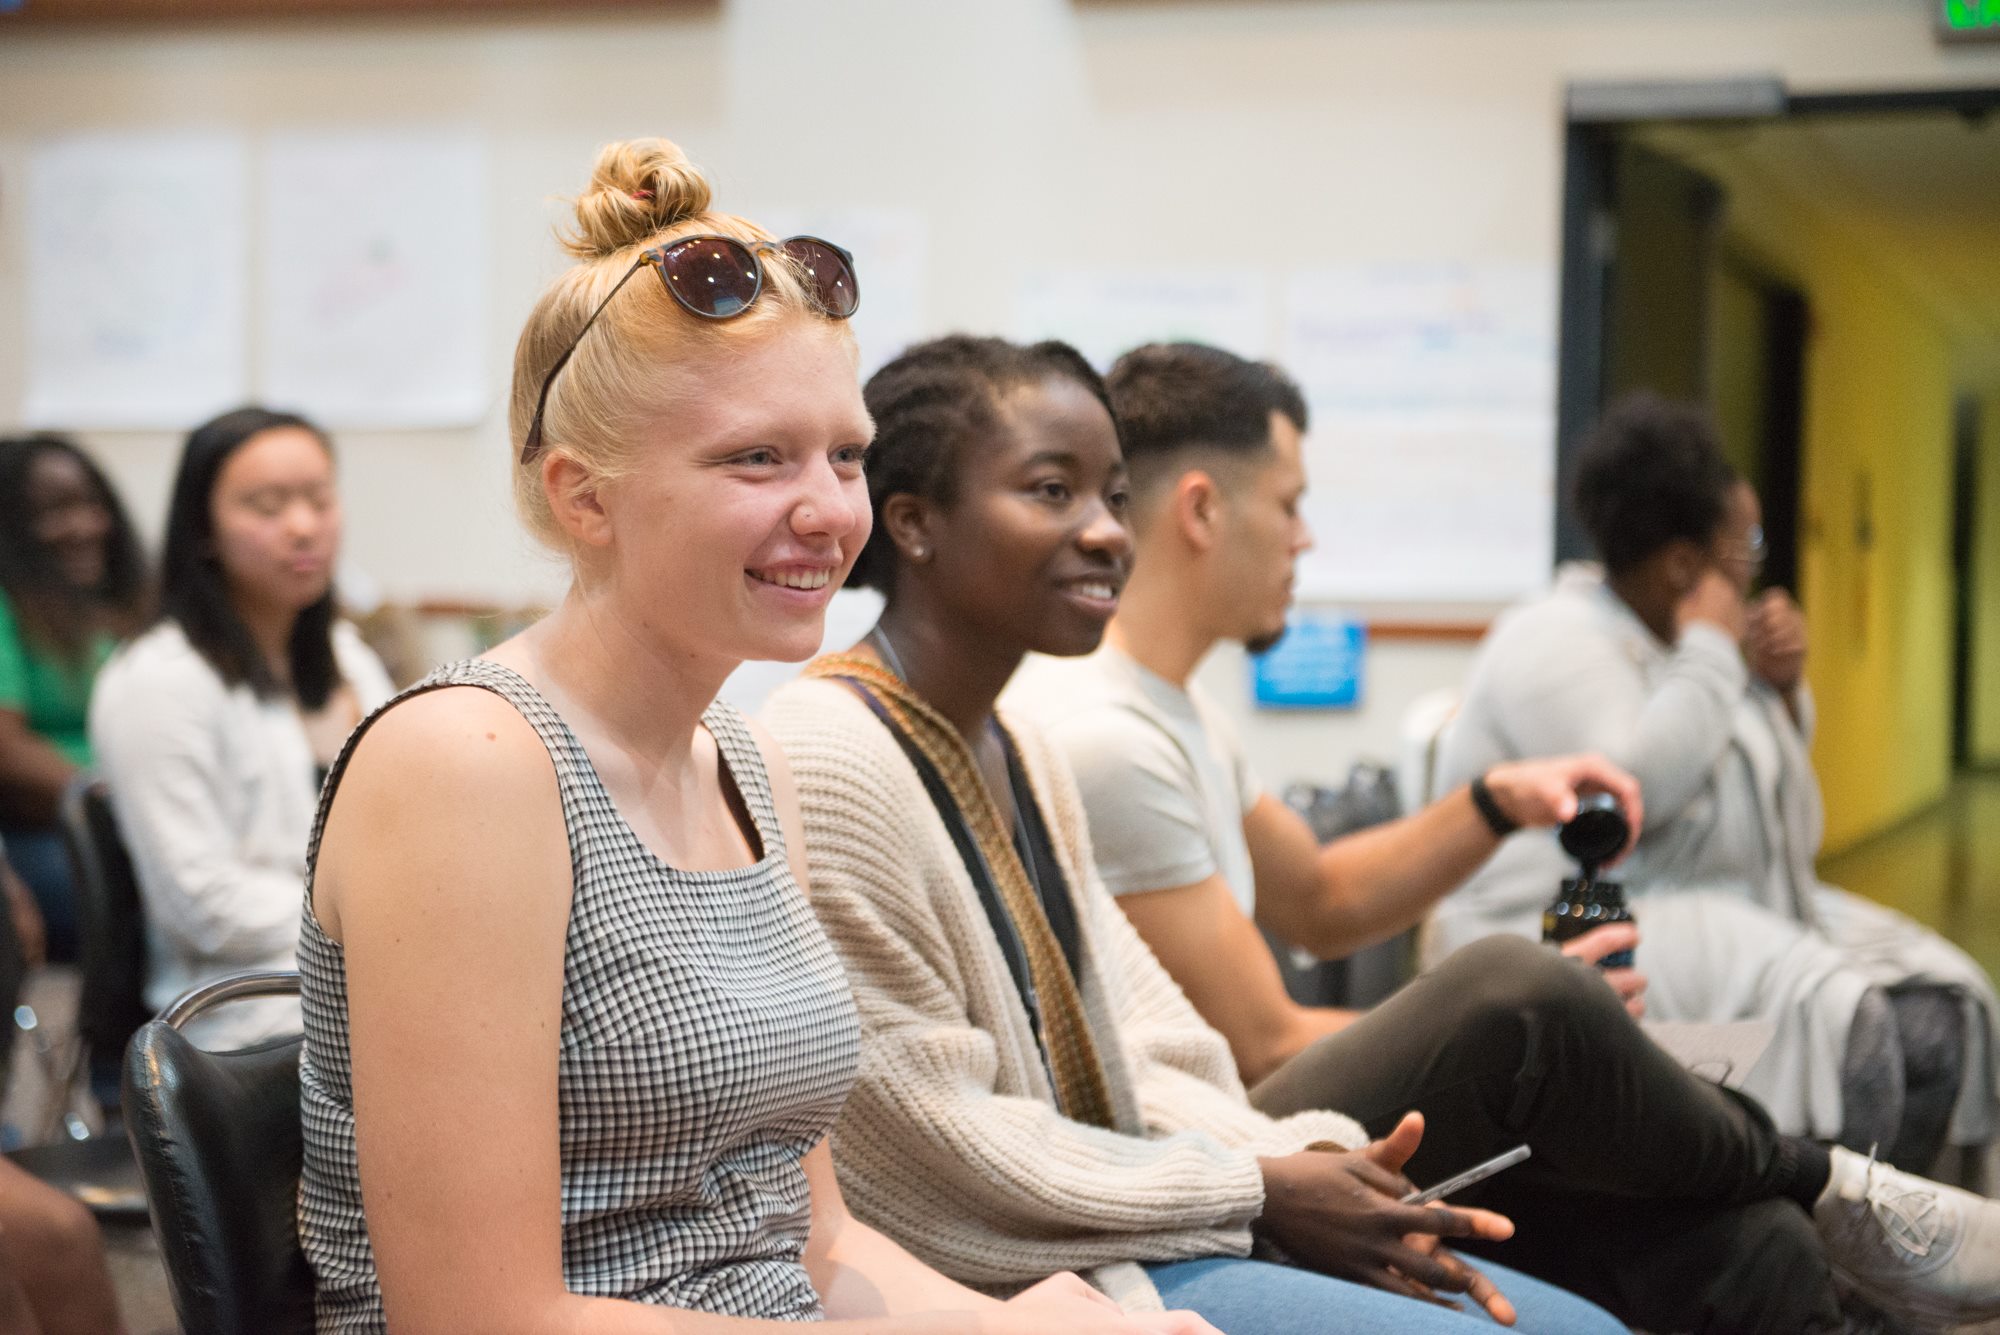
[1553,79,2000,870]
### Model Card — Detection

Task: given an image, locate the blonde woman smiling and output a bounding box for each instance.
[298,139,1216,1335]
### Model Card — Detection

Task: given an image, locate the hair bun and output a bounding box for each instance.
[560,138,714,260]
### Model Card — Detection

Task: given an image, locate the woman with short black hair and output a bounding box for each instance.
[1432,390,2000,1180]
[0,432,149,960]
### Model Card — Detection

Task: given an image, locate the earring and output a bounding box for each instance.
[910,545,926,560]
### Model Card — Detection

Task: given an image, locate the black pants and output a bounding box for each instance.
[1248,935,1842,1334]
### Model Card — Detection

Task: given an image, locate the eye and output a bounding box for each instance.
[832,443,870,473]
[1107,487,1130,514]
[1034,478,1072,504]
[735,447,781,467]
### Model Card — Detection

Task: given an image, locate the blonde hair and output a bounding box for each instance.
[508,137,849,548]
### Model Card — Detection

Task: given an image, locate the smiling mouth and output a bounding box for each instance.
[752,567,834,592]
[1063,578,1118,601]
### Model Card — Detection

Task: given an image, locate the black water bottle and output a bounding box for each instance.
[1542,792,1634,970]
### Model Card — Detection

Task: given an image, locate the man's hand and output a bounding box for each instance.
[1677,567,1749,642]
[1257,1113,1518,1324]
[1480,755,1644,855]
[1559,923,1645,1018]
[1744,588,1807,694]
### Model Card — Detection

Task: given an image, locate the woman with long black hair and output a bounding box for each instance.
[90,407,393,1048]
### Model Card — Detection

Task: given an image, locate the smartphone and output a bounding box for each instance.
[1400,1144,1531,1206]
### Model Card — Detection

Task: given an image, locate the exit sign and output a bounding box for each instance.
[1942,0,2000,39]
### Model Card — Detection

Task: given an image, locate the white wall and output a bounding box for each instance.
[6,0,2000,791]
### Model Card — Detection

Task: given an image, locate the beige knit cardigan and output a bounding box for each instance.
[765,677,1366,1310]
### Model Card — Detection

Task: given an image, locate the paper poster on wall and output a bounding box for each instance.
[1012,270,1272,371]
[755,208,927,381]
[24,132,250,429]
[260,129,490,428]
[1282,264,1557,602]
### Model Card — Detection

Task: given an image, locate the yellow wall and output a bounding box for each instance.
[1794,257,1959,849]
[1696,169,1963,851]
[1974,396,2000,766]
[1707,263,1771,483]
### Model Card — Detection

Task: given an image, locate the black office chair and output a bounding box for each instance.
[1,780,148,1220]
[124,970,313,1335]
[1277,767,1417,1009]
[60,775,151,1093]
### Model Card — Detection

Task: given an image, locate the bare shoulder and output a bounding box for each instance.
[316,684,566,940]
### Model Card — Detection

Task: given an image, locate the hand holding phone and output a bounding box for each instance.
[1401,1144,1532,1206]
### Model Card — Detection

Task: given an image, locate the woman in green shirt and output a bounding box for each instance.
[0,434,149,961]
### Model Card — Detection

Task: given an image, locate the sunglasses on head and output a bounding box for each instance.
[519,233,860,463]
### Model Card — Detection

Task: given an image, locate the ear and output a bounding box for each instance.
[1658,538,1706,596]
[1172,470,1224,555]
[879,492,938,565]
[543,451,614,549]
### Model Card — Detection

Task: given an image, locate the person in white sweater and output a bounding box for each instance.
[767,334,1626,1333]
[90,407,394,1050]
[1428,393,2000,1174]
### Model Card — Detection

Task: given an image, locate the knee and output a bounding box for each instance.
[0,1180,101,1279]
[1434,934,1621,1026]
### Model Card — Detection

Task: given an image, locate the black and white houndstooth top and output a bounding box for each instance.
[296,659,861,1331]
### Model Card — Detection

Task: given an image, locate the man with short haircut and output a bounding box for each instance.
[1006,341,2000,1334]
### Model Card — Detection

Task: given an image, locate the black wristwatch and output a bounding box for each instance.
[1469,772,1519,838]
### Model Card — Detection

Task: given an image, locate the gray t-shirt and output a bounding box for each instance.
[1006,646,1263,915]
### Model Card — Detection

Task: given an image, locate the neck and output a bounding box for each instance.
[518,582,732,769]
[1106,550,1217,687]
[1605,570,1677,644]
[238,601,299,686]
[872,593,1024,748]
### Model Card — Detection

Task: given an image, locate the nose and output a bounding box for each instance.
[1293,514,1315,557]
[1078,498,1133,565]
[792,456,862,540]
[285,497,328,543]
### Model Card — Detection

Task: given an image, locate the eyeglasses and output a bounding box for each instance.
[1719,524,1768,575]
[519,234,859,463]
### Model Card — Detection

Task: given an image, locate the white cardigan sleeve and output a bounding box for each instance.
[89,648,304,965]
[769,684,1270,1286]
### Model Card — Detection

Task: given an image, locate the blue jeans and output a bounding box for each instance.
[0,824,76,964]
[1146,1257,1624,1334]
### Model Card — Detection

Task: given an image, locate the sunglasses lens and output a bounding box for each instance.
[659,238,761,318]
[780,238,860,318]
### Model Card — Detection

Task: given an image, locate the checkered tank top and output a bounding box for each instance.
[296,660,860,1330]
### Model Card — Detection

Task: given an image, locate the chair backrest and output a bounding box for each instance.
[123,972,313,1335]
[56,776,149,1063]
[1395,688,1463,814]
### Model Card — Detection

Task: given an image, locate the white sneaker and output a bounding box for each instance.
[1814,1145,2000,1328]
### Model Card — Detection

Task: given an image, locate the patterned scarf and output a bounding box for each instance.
[807,652,1118,1130]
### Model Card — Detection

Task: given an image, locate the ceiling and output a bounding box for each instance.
[1643,107,2000,389]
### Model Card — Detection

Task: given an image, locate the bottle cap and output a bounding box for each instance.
[1557,792,1628,870]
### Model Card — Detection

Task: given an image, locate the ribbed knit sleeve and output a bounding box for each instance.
[766,679,1280,1291]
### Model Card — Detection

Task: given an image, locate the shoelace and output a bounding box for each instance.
[1862,1148,1946,1260]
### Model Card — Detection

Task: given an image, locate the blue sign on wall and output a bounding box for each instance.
[1251,613,1366,710]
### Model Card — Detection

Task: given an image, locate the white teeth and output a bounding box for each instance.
[1071,582,1115,601]
[757,568,831,591]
